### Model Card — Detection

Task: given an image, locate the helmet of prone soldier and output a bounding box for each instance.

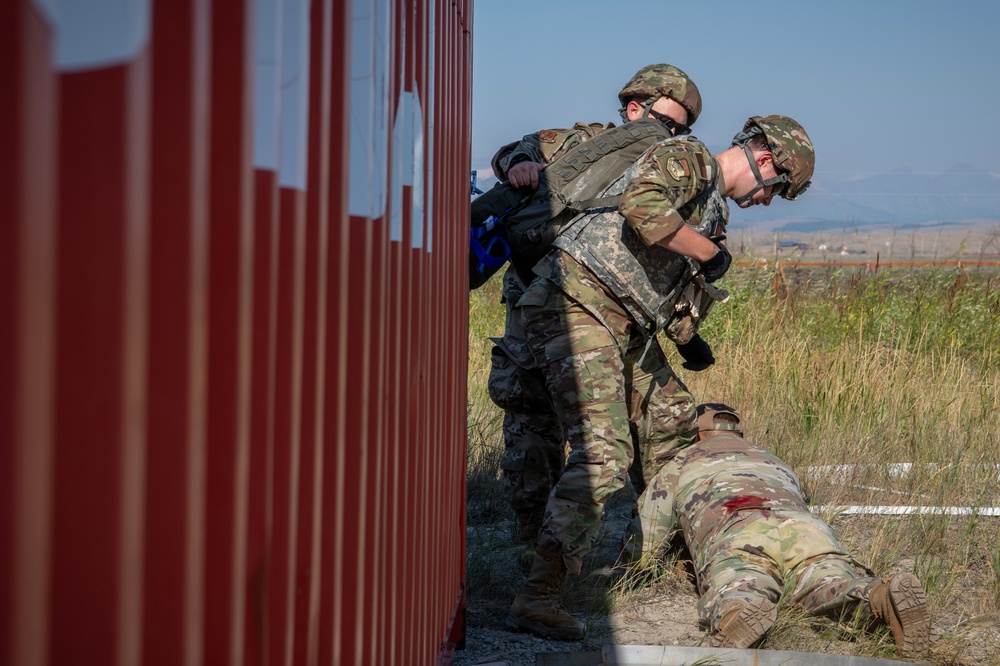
[618,63,702,126]
[734,115,815,200]
[696,403,743,436]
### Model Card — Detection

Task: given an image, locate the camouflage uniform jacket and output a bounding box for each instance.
[548,136,728,335]
[676,431,809,560]
[490,121,615,367]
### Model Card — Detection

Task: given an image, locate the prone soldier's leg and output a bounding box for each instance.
[779,512,878,617]
[779,512,930,655]
[696,516,784,632]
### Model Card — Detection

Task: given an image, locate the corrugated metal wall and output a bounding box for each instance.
[1,1,471,665]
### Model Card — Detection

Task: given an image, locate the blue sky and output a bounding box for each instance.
[471,0,1000,183]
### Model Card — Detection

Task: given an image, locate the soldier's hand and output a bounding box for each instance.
[507,161,544,190]
[675,334,715,371]
[699,242,731,283]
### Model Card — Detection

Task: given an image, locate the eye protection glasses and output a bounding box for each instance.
[647,108,691,136]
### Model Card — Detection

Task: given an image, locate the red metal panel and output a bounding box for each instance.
[246,166,278,666]
[292,4,333,663]
[50,39,151,666]
[143,2,211,665]
[328,0,352,657]
[337,150,372,666]
[384,0,408,661]
[204,1,255,664]
[321,0,350,661]
[3,0,470,664]
[269,185,306,666]
[2,4,58,666]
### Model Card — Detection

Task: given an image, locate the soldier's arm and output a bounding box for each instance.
[619,145,720,262]
[490,139,544,181]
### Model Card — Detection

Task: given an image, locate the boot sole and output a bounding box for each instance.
[506,612,584,641]
[886,573,931,657]
[710,597,777,649]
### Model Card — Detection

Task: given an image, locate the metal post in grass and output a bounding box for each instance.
[773,261,789,299]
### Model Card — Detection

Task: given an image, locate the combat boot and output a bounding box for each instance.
[506,548,585,641]
[868,572,931,657]
[709,597,777,648]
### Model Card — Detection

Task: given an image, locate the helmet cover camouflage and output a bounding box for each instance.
[742,115,815,200]
[696,403,743,435]
[618,64,702,126]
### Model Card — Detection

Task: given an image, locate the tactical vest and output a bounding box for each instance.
[552,135,729,338]
[469,117,675,289]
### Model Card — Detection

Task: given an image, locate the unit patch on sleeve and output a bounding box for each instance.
[538,129,558,143]
[666,157,690,180]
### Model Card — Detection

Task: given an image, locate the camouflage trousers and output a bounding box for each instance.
[696,509,879,631]
[488,344,564,543]
[507,274,696,574]
[488,269,661,545]
[488,268,563,543]
[636,434,879,628]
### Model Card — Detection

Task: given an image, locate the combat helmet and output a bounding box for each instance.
[618,64,702,127]
[696,403,743,436]
[731,115,815,205]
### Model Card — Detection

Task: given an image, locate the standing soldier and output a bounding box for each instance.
[486,64,708,560]
[506,113,816,640]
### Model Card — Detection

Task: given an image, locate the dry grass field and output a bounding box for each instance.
[728,221,1000,264]
[461,236,1000,665]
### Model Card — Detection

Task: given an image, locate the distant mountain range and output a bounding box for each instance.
[735,163,1000,231]
[472,163,1000,232]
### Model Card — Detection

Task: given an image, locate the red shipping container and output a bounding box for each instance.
[1,1,471,664]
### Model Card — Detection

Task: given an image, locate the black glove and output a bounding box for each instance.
[675,334,715,371]
[699,242,732,283]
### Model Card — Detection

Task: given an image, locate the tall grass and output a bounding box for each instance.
[466,277,507,526]
[692,266,1000,505]
[465,264,1000,663]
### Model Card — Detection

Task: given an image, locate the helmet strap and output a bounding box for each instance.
[733,128,789,206]
[619,97,657,123]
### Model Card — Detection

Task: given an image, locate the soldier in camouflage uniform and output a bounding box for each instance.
[487,64,709,553]
[506,114,817,641]
[652,404,932,657]
[488,122,614,550]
